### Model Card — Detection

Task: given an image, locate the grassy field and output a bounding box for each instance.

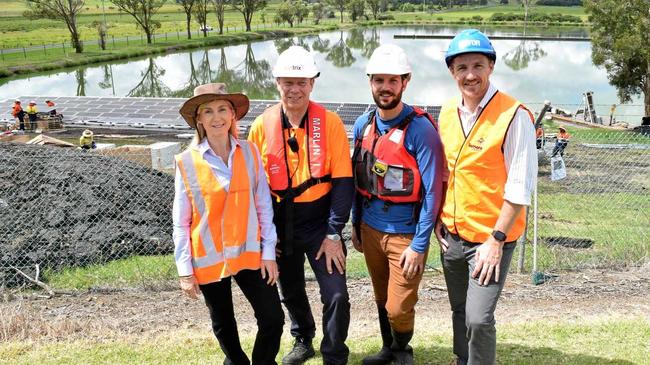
[1,319,648,364]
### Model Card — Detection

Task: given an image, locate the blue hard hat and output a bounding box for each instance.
[445,29,496,67]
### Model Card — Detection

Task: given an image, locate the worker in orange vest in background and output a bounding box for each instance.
[174,83,284,365]
[535,126,544,149]
[436,29,538,365]
[45,100,58,116]
[552,126,571,157]
[11,99,25,131]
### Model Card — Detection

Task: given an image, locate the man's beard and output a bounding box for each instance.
[373,89,403,110]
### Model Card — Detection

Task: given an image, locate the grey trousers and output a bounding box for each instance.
[440,228,515,365]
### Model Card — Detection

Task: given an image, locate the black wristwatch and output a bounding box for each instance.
[491,230,507,243]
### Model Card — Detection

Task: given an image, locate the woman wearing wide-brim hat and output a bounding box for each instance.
[173,83,284,365]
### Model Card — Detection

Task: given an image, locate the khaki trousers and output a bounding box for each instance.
[360,222,426,333]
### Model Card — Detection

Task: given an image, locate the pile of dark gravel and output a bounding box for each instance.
[0,143,174,285]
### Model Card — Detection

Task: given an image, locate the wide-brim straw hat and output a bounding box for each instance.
[82,129,93,137]
[179,83,249,129]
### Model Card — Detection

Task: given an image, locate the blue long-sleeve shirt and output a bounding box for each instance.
[352,104,444,253]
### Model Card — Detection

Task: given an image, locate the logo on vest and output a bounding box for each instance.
[269,164,280,175]
[468,137,485,151]
[311,117,322,167]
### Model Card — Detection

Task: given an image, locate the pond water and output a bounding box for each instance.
[0,26,644,125]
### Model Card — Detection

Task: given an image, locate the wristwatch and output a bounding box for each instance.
[326,233,341,242]
[491,230,507,243]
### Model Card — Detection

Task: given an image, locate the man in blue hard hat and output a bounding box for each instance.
[435,29,538,365]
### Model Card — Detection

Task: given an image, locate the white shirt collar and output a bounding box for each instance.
[195,135,241,156]
[457,83,498,114]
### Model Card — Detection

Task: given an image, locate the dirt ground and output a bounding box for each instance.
[2,267,649,344]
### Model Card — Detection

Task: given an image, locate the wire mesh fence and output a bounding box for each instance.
[0,142,178,292]
[0,127,649,293]
[527,127,650,273]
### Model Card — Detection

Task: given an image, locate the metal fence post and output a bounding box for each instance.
[43,44,46,55]
[112,35,115,48]
[23,47,26,59]
[62,42,66,56]
[127,36,129,46]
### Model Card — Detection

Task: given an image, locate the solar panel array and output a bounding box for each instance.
[3,96,442,137]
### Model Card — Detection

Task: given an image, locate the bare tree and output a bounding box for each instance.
[178,0,196,39]
[111,0,167,44]
[89,20,108,50]
[25,0,85,53]
[230,0,267,31]
[214,0,226,34]
[194,0,210,37]
[519,0,533,23]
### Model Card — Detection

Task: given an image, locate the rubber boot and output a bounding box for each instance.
[390,330,414,365]
[362,303,394,365]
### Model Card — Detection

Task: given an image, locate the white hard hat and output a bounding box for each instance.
[273,46,320,78]
[15,99,20,103]
[366,44,412,76]
[29,100,36,104]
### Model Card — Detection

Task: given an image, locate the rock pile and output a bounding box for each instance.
[0,143,174,285]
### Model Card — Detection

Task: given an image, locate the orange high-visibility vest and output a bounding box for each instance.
[175,141,262,285]
[261,101,330,201]
[439,91,533,243]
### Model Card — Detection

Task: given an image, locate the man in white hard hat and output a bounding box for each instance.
[351,44,444,365]
[248,45,353,365]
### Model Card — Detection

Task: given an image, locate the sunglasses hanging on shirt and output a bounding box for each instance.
[287,134,299,153]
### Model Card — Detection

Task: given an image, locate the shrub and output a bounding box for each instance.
[377,14,395,21]
[401,3,416,12]
[472,15,483,22]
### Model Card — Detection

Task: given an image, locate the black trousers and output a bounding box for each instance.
[277,236,350,365]
[200,269,284,365]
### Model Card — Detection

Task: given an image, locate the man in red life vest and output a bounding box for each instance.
[248,46,354,365]
[351,44,445,365]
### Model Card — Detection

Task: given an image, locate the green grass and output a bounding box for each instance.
[1,319,647,364]
[44,255,178,290]
[43,249,441,290]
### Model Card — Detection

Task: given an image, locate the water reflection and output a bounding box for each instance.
[327,31,355,68]
[234,44,276,99]
[0,26,642,124]
[127,58,170,97]
[503,40,547,71]
[76,68,87,96]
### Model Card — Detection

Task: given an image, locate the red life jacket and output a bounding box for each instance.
[353,107,437,204]
[261,101,331,201]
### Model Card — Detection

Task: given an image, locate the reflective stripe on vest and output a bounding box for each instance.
[439,91,533,243]
[261,101,329,198]
[176,141,261,284]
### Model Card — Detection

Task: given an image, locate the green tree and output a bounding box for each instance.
[25,0,85,53]
[519,0,534,23]
[177,0,195,39]
[111,0,166,44]
[326,0,348,23]
[295,0,309,24]
[347,0,365,22]
[230,0,267,31]
[312,2,326,24]
[585,0,650,117]
[277,1,296,27]
[367,0,380,19]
